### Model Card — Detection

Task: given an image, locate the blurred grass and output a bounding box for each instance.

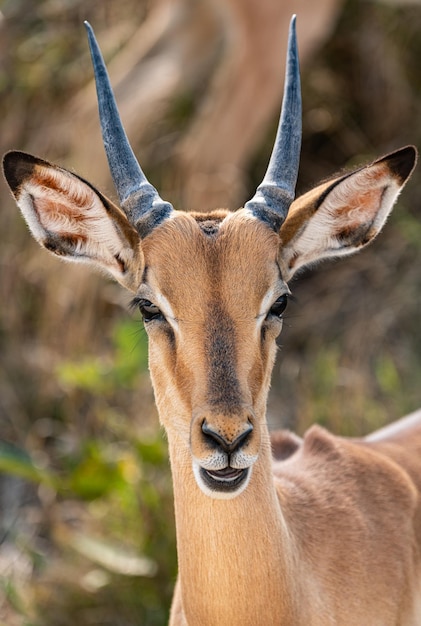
[1,0,421,624]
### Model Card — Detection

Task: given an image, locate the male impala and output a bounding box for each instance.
[3,17,421,626]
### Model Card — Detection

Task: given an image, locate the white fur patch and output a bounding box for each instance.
[280,164,402,280]
[18,166,136,279]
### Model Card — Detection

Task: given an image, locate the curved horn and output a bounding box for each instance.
[85,22,173,237]
[244,16,302,231]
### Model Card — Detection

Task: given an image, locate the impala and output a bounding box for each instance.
[3,17,421,626]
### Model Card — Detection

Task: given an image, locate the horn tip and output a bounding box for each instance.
[84,21,98,52]
[290,15,297,42]
[84,21,104,74]
[84,21,95,47]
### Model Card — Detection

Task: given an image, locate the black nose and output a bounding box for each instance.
[201,420,254,454]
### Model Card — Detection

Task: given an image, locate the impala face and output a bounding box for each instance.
[137,209,287,497]
[2,19,417,505]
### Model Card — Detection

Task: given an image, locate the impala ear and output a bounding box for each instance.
[278,146,417,281]
[3,151,144,291]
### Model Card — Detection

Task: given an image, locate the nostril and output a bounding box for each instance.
[235,422,254,450]
[201,419,254,454]
[201,420,228,451]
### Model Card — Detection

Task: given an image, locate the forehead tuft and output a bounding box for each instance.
[190,209,229,238]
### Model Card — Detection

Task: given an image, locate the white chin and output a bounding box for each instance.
[192,461,252,500]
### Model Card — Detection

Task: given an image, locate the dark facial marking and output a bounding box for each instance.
[198,220,220,237]
[206,303,241,411]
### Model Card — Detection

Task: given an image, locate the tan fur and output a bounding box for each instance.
[3,147,420,625]
[143,207,421,626]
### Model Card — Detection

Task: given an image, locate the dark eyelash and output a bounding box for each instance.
[129,296,142,312]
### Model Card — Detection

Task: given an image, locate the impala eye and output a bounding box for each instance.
[136,299,163,322]
[268,294,288,319]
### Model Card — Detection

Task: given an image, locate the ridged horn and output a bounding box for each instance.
[244,15,302,230]
[85,22,173,237]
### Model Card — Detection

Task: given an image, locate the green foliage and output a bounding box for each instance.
[375,355,400,395]
[56,319,149,395]
[66,441,128,501]
[0,314,175,625]
[0,441,59,490]
[293,338,421,438]
[1,577,30,622]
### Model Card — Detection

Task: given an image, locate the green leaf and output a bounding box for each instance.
[0,442,59,490]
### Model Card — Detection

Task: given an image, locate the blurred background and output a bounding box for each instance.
[0,0,421,623]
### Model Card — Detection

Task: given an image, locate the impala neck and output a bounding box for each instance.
[167,428,298,626]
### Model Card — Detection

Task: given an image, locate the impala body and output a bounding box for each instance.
[3,17,421,626]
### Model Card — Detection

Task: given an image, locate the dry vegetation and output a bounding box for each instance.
[0,0,421,624]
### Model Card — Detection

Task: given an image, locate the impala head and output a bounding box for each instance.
[3,18,417,500]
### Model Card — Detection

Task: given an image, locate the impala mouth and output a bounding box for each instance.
[199,466,249,493]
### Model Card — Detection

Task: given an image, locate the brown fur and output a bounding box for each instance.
[3,147,420,625]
